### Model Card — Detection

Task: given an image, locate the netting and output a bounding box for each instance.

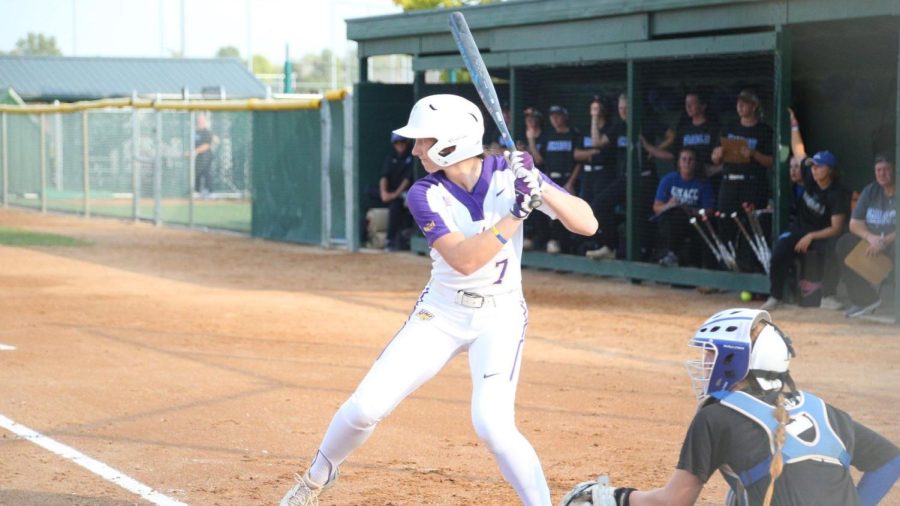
[2,108,256,234]
[448,54,779,275]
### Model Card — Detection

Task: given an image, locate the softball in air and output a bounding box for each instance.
[741,291,752,302]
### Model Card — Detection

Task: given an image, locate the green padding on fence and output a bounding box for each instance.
[354,83,413,222]
[251,109,322,244]
[328,99,347,240]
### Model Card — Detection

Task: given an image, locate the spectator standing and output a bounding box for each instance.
[532,105,582,253]
[193,114,214,196]
[712,90,774,272]
[586,93,659,261]
[761,150,850,311]
[522,107,546,166]
[835,155,896,318]
[643,91,721,194]
[653,148,716,267]
[574,96,617,206]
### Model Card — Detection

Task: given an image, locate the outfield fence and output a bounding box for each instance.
[0,92,355,249]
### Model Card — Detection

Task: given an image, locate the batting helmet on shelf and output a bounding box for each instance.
[393,94,485,167]
[686,308,795,402]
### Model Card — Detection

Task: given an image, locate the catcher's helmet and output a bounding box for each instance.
[686,308,795,401]
[393,94,485,167]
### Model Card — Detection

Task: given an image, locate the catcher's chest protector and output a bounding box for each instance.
[712,390,851,493]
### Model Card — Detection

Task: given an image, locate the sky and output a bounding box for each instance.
[0,0,402,63]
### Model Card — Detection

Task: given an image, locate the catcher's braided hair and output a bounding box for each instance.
[745,319,789,506]
[763,389,789,506]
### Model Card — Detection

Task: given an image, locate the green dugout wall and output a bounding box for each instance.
[349,0,900,322]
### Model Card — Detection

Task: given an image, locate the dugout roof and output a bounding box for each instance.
[347,0,899,67]
[0,56,268,102]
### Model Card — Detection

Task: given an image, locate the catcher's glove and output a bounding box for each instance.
[558,475,636,506]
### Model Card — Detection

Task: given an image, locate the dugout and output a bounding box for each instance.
[348,0,900,321]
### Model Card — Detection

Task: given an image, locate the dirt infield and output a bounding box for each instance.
[0,208,897,506]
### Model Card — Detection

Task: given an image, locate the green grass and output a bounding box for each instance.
[0,227,91,247]
[31,198,252,233]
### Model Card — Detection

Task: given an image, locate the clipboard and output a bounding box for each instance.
[844,239,893,286]
[721,138,750,164]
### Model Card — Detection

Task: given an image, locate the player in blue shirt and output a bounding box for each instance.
[653,148,715,267]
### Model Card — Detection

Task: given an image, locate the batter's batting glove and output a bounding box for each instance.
[506,150,543,220]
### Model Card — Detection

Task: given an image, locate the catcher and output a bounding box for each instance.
[560,308,899,506]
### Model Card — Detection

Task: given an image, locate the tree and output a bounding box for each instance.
[393,0,493,11]
[216,46,242,59]
[12,32,62,56]
[252,54,278,74]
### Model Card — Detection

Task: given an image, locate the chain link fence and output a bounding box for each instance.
[1,96,353,246]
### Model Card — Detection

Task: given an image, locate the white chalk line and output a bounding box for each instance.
[0,414,187,506]
[0,343,15,351]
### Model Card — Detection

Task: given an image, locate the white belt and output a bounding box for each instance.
[428,283,519,309]
[583,164,605,173]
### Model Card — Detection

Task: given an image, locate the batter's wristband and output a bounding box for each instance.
[614,487,636,506]
[491,225,508,244]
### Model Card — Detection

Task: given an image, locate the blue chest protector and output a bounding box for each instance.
[711,390,851,503]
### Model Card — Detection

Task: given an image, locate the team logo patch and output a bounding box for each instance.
[416,309,435,321]
[423,220,436,232]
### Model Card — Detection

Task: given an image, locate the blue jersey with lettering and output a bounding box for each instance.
[655,171,715,209]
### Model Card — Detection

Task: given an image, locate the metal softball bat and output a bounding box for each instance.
[449,11,541,209]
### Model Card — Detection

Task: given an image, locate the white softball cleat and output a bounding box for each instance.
[279,471,334,506]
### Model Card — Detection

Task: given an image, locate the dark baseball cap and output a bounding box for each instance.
[524,107,543,119]
[548,105,568,116]
[391,132,407,143]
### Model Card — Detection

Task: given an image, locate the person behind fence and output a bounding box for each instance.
[191,113,214,195]
[585,93,658,261]
[711,90,774,272]
[379,133,415,251]
[558,308,900,506]
[523,107,547,168]
[574,95,617,211]
[653,148,715,268]
[279,93,598,506]
[531,104,583,254]
[760,151,850,311]
[520,107,547,251]
[642,90,721,195]
[835,154,896,318]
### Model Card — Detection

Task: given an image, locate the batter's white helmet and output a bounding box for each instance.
[686,308,795,401]
[393,94,485,167]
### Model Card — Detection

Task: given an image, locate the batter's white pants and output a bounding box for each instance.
[308,281,551,506]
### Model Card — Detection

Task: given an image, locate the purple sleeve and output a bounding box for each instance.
[406,180,451,245]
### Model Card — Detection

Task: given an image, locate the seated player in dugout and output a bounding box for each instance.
[711,90,774,273]
[279,94,598,506]
[760,150,849,312]
[642,90,721,195]
[652,147,716,268]
[380,133,415,251]
[559,308,900,506]
[531,104,583,254]
[759,108,849,311]
[835,154,896,319]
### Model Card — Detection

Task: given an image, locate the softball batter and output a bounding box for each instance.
[280,94,598,506]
